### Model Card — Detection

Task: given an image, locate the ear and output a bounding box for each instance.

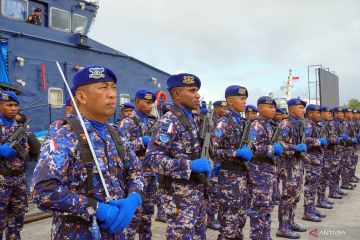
[75,90,87,105]
[226,97,232,107]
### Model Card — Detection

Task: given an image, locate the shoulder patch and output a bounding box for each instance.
[159,133,171,143]
[282,127,289,137]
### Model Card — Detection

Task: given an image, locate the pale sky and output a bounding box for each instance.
[90,0,360,105]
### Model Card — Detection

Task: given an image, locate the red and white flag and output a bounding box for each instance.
[291,76,300,80]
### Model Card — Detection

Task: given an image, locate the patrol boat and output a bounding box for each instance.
[0,0,170,138]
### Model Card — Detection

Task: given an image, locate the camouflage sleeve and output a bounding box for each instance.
[146,115,192,180]
[250,120,273,157]
[117,118,145,153]
[304,121,321,147]
[123,140,144,194]
[31,127,91,217]
[325,122,338,144]
[213,118,237,162]
[279,120,297,153]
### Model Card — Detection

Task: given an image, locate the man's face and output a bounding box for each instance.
[0,101,19,119]
[289,105,304,119]
[344,112,353,119]
[35,11,41,17]
[172,87,200,110]
[258,104,275,120]
[274,113,283,121]
[321,111,332,121]
[214,107,227,119]
[282,113,288,119]
[121,108,134,118]
[307,111,321,121]
[333,112,344,120]
[136,98,154,115]
[227,96,247,113]
[76,81,117,121]
[245,111,258,120]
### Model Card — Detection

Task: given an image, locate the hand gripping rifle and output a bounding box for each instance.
[318,122,327,153]
[199,101,215,185]
[8,119,32,158]
[56,62,112,201]
[269,123,281,164]
[239,119,253,171]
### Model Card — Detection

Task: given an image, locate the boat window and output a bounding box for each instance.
[0,0,28,20]
[48,87,63,108]
[119,94,130,105]
[73,14,87,34]
[49,7,71,32]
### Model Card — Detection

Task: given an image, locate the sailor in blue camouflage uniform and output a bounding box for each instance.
[245,105,258,121]
[276,97,308,239]
[301,104,328,223]
[205,100,227,231]
[351,109,360,183]
[213,85,253,240]
[146,73,211,239]
[271,107,285,205]
[116,88,157,240]
[349,109,360,184]
[248,96,283,240]
[341,108,358,190]
[0,91,28,240]
[244,105,258,217]
[31,66,144,240]
[329,107,350,197]
[316,106,341,209]
[155,101,173,224]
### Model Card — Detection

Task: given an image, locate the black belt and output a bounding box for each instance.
[221,160,247,171]
[0,168,24,177]
[59,215,91,226]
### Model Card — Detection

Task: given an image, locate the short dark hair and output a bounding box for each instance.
[34,8,41,13]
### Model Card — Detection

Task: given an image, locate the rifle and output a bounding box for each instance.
[7,119,32,158]
[199,101,215,185]
[318,121,327,153]
[269,123,282,164]
[297,119,306,157]
[239,119,253,171]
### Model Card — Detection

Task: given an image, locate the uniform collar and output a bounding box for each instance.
[0,113,15,127]
[135,108,148,123]
[228,108,242,122]
[175,104,194,121]
[289,115,300,125]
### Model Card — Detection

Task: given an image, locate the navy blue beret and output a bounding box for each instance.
[167,73,201,90]
[121,102,135,109]
[275,107,283,113]
[343,108,353,113]
[320,105,331,112]
[73,65,117,89]
[245,105,258,113]
[306,104,320,112]
[287,97,306,107]
[65,97,71,107]
[257,96,276,106]
[332,107,344,113]
[0,91,19,104]
[225,85,248,98]
[135,88,156,102]
[213,100,227,107]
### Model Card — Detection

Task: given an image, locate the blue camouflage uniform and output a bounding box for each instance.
[116,89,157,240]
[146,73,208,239]
[213,85,249,240]
[0,91,28,240]
[32,116,144,240]
[331,111,347,193]
[341,108,357,189]
[277,98,308,237]
[247,96,279,240]
[302,105,324,221]
[31,66,144,240]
